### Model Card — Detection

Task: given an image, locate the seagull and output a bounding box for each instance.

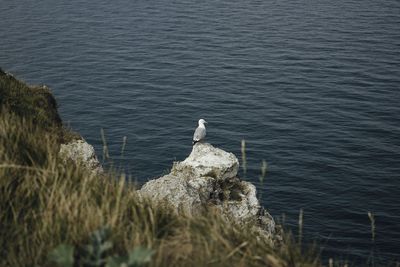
[192,119,207,145]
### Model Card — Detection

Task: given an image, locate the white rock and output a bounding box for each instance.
[140,174,214,214]
[139,142,277,241]
[59,139,103,174]
[221,181,260,220]
[173,143,239,180]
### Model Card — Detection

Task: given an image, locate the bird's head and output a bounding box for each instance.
[198,119,207,125]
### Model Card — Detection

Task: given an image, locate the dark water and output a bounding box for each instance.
[1,0,400,264]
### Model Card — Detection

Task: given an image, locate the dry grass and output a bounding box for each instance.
[0,111,321,267]
[0,69,321,267]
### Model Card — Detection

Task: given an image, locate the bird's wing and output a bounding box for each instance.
[193,127,206,141]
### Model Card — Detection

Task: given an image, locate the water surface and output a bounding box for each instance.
[1,0,400,264]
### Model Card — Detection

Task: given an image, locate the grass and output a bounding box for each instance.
[0,68,80,143]
[0,69,322,266]
[0,112,321,267]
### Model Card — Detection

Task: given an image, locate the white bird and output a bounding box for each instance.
[192,119,207,145]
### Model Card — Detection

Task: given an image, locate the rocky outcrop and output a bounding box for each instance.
[140,143,277,241]
[59,139,103,174]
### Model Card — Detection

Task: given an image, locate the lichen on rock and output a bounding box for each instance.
[59,139,103,174]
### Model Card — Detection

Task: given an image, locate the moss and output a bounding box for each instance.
[229,181,246,201]
[61,125,82,143]
[0,68,81,144]
[205,169,219,179]
[209,177,246,202]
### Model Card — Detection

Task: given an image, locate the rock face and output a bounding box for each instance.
[140,143,277,240]
[59,139,103,174]
[176,143,239,180]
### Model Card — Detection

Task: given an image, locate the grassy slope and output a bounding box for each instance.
[0,68,80,143]
[0,70,320,267]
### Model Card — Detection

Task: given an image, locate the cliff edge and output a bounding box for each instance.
[0,68,102,173]
[1,68,277,241]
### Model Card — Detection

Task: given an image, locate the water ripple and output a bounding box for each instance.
[1,0,400,264]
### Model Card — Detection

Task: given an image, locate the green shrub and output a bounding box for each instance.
[49,226,154,267]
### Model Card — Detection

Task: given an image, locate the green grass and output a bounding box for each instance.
[0,68,80,143]
[0,69,321,267]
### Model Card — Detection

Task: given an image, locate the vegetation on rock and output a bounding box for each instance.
[0,68,80,143]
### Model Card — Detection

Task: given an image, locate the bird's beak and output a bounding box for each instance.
[204,121,208,124]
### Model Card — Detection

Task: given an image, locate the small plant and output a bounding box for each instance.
[48,244,75,267]
[81,226,113,266]
[368,211,376,242]
[259,159,268,184]
[257,159,268,200]
[121,136,127,158]
[241,139,247,178]
[101,128,110,162]
[298,208,304,245]
[48,226,154,267]
[106,247,154,267]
